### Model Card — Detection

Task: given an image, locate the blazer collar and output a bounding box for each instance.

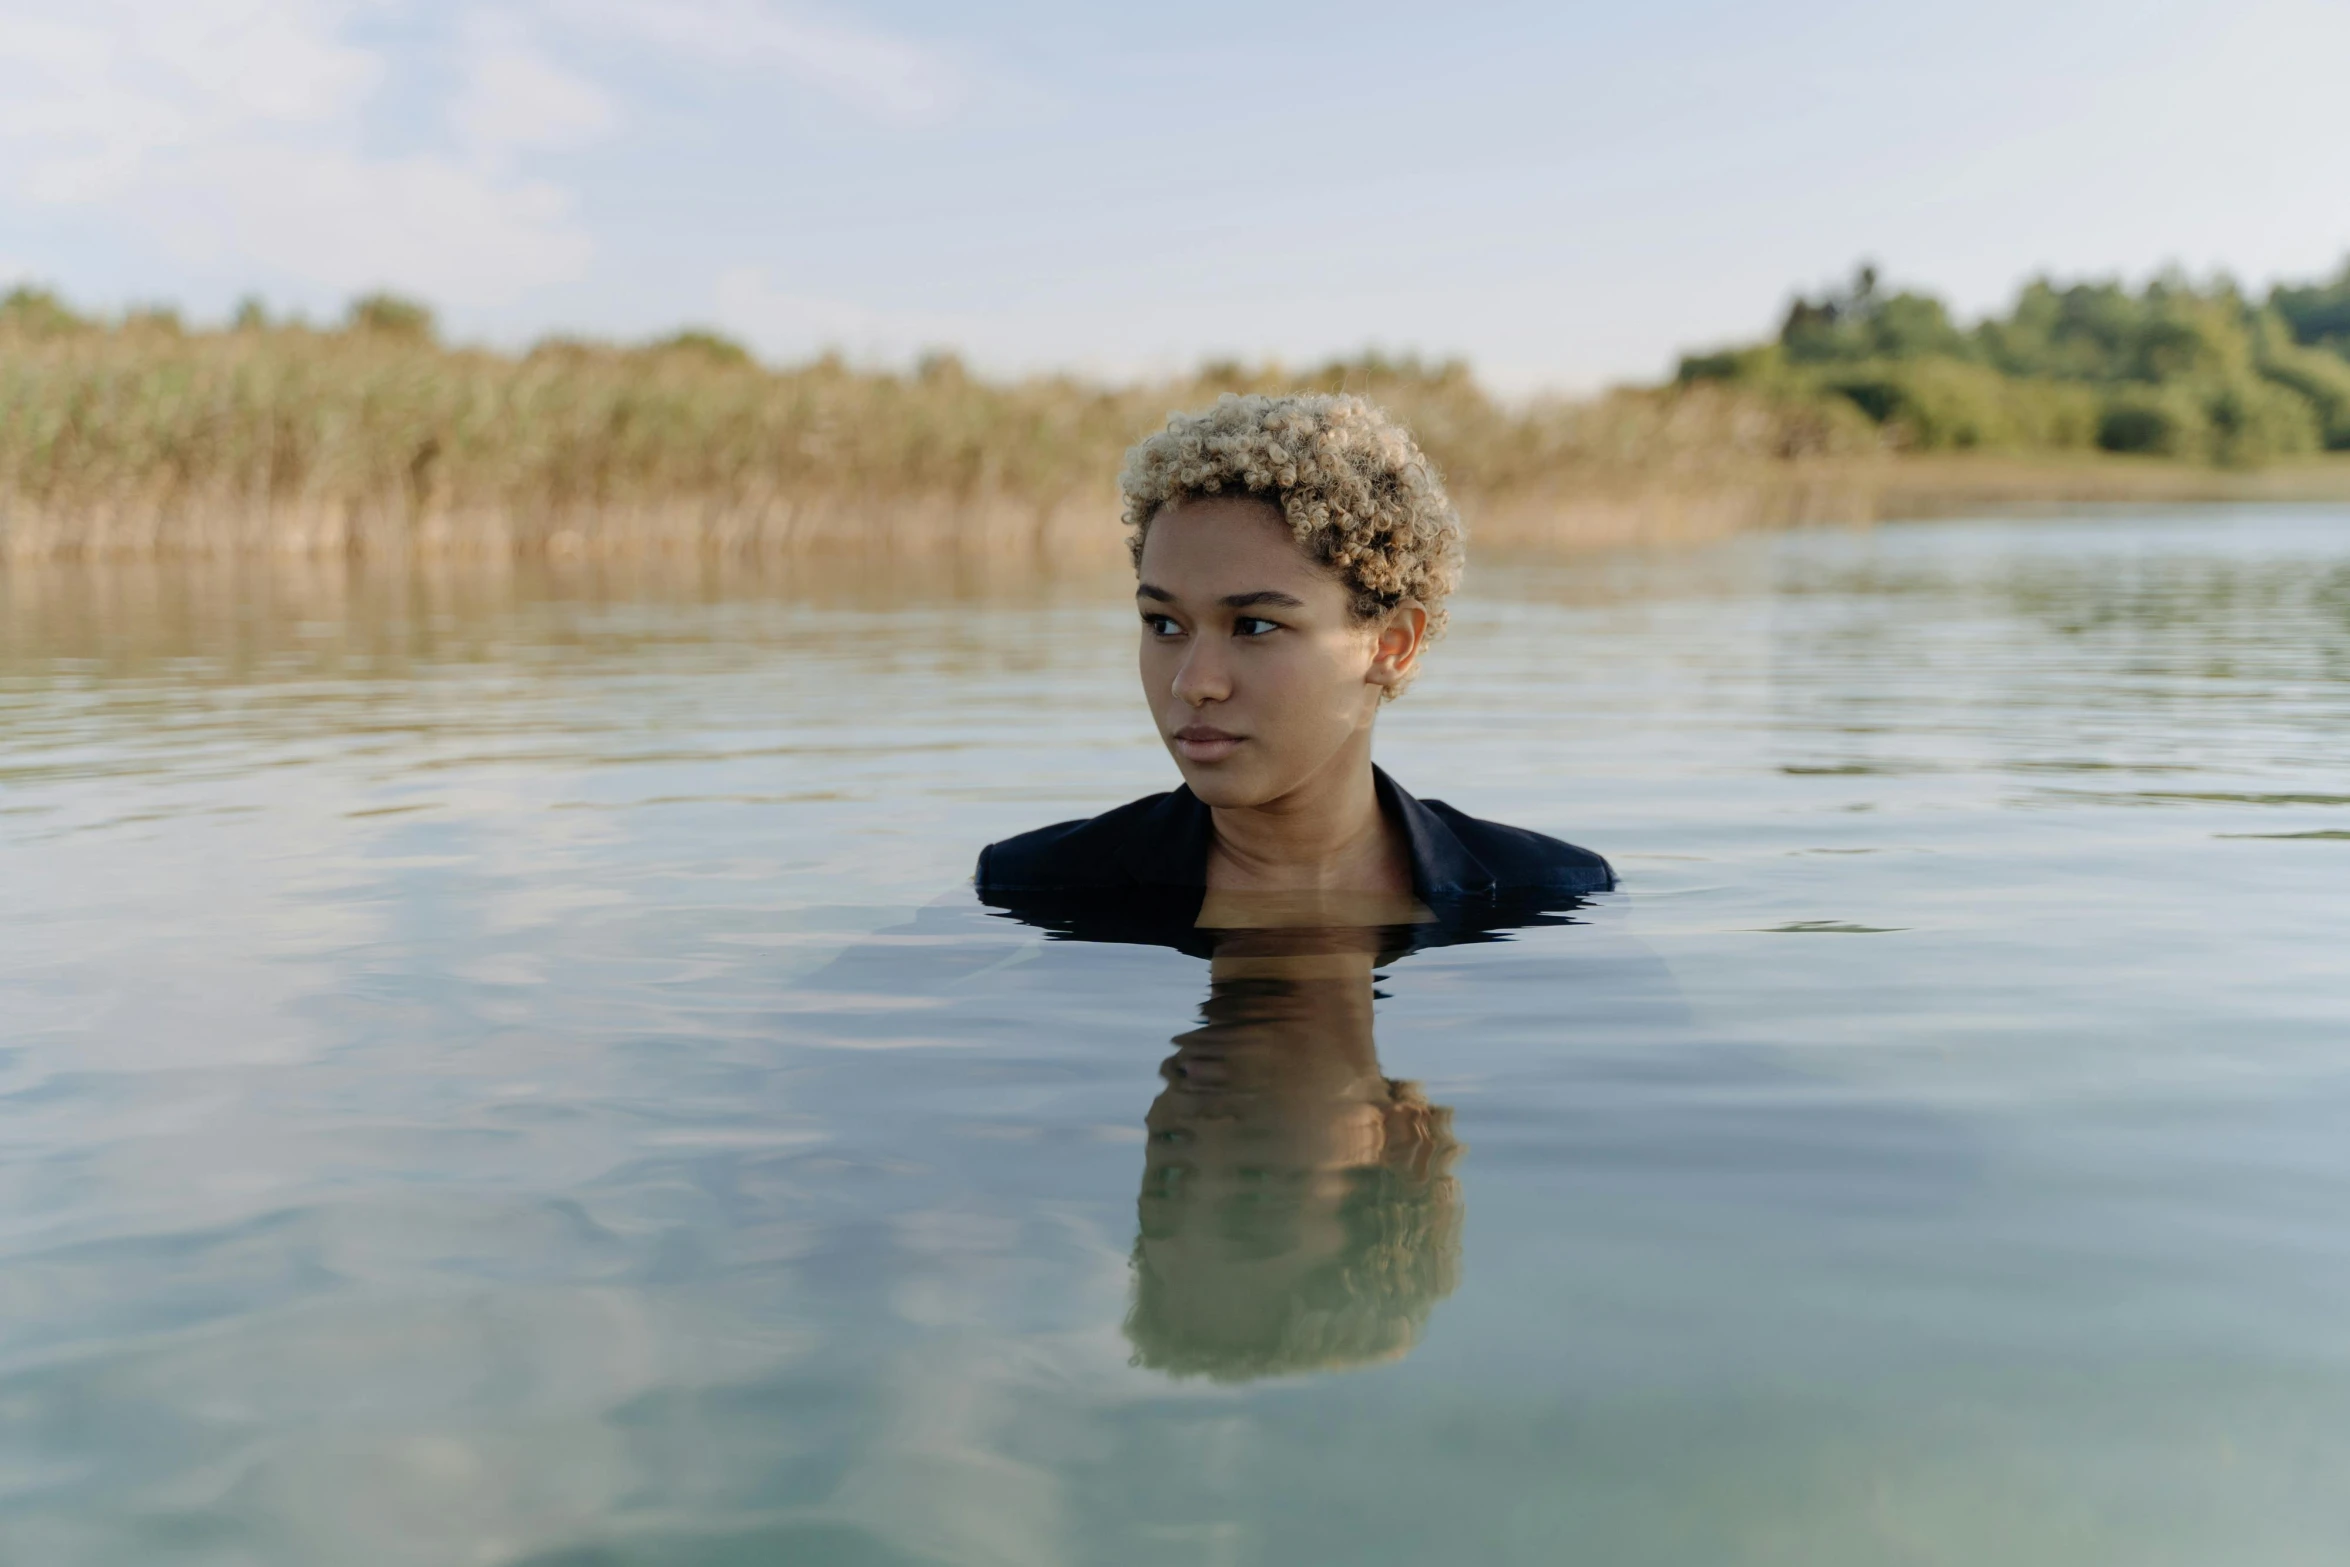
[1376,766,1497,898]
[1113,766,1497,898]
[1113,785,1216,888]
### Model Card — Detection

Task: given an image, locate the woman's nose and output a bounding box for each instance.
[1173,642,1231,707]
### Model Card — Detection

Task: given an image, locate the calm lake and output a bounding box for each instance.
[4,507,2349,1565]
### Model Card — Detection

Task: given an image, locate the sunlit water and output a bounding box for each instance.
[4,508,2349,1565]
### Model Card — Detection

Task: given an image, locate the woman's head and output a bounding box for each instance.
[1121,393,1464,643]
[1120,395,1464,808]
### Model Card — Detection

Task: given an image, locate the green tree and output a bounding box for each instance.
[2271,261,2350,353]
[1778,265,1971,364]
[2252,312,2350,449]
[1690,255,2350,466]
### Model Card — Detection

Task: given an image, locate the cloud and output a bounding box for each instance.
[152,144,594,306]
[0,0,598,305]
[576,0,965,126]
[453,14,617,162]
[0,0,380,201]
[0,0,964,310]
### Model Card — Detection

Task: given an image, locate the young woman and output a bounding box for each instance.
[976,393,1612,930]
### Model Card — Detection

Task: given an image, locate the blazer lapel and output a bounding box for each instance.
[1113,784,1215,887]
[1375,766,1496,897]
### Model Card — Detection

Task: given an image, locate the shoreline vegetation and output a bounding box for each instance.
[7,269,2350,565]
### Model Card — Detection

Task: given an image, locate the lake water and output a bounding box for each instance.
[4,507,2349,1566]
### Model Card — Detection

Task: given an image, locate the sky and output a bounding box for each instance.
[2,0,2348,391]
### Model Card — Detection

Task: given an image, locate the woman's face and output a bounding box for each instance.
[1136,496,1421,809]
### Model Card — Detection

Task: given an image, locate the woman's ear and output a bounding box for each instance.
[1365,603,1429,691]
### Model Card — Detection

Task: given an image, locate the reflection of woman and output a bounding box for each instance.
[1125,929,1462,1381]
[975,394,1612,918]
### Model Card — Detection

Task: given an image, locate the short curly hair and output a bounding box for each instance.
[1118,393,1466,658]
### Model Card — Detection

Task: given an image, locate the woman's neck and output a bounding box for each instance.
[1203,743,1411,897]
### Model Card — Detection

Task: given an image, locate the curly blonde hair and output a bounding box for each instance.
[1118,393,1466,657]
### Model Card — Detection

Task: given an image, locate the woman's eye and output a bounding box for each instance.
[1234,617,1279,637]
[1141,615,1180,637]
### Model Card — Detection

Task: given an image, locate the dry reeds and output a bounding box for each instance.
[0,308,1889,563]
[17,304,2342,565]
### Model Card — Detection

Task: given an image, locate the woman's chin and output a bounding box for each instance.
[1174,761,1270,809]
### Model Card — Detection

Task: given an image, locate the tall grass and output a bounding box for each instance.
[0,301,1879,562]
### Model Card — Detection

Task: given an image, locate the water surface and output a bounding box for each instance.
[4,509,2349,1564]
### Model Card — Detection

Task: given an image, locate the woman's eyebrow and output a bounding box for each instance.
[1134,585,1306,609]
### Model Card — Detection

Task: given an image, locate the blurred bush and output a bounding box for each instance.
[1681,258,2350,463]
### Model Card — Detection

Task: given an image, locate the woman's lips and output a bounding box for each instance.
[1172,725,1244,763]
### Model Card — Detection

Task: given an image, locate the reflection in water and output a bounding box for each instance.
[7,513,2350,1563]
[1128,930,1462,1381]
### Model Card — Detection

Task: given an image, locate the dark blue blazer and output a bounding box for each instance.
[976,767,1614,903]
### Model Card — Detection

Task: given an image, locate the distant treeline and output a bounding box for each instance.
[6,271,2350,562]
[0,286,1862,560]
[1679,260,2350,465]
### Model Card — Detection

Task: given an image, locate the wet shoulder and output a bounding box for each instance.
[975,790,1176,893]
[1420,798,1617,894]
